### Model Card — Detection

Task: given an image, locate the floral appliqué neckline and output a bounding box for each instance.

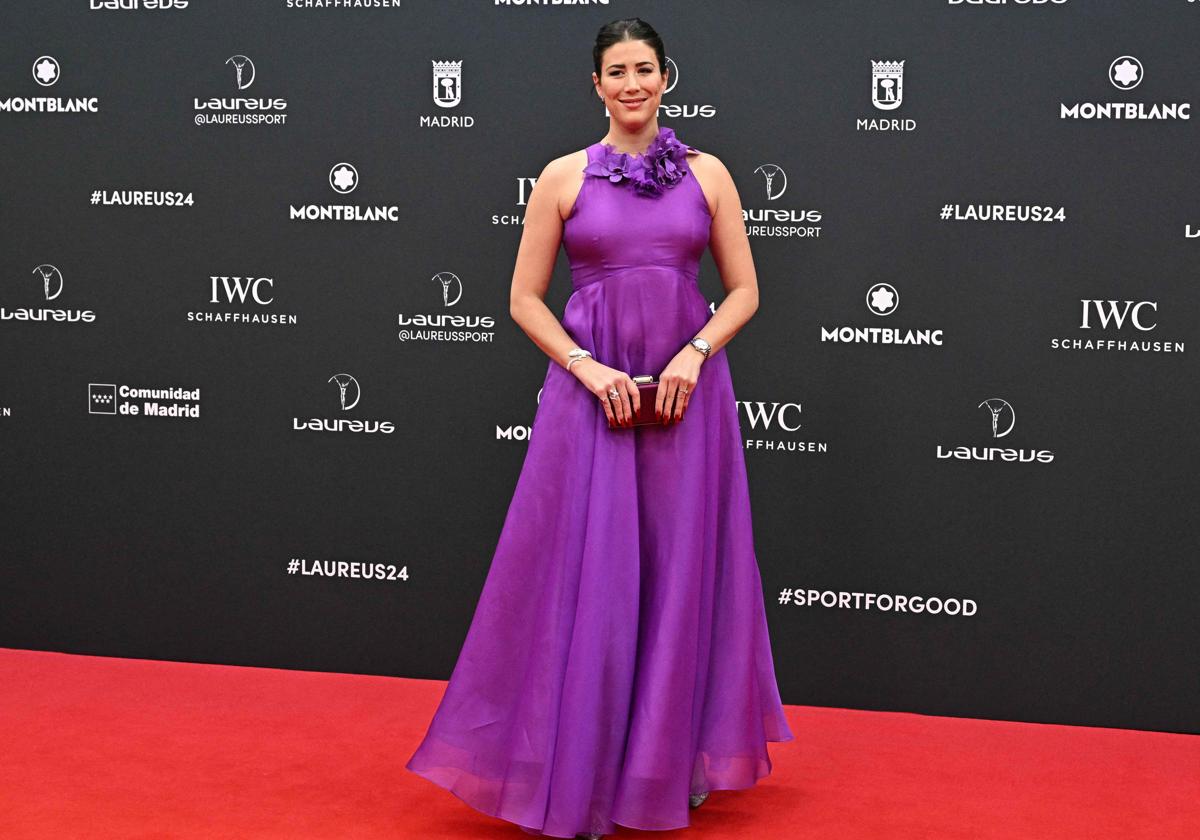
[584,126,697,198]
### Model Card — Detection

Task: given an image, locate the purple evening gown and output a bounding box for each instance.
[405,126,794,838]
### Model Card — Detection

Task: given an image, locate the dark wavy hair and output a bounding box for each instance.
[591,18,667,93]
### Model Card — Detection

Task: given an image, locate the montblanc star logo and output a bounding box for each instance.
[329,163,359,194]
[33,56,60,87]
[1109,56,1143,90]
[866,283,899,316]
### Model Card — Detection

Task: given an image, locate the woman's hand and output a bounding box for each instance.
[571,359,639,428]
[656,348,704,426]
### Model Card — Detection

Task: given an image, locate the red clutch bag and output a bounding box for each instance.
[617,375,683,427]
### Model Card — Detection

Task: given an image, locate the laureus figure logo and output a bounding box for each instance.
[431,272,463,307]
[978,398,1015,439]
[328,374,361,411]
[32,264,64,301]
[753,164,787,200]
[226,55,256,90]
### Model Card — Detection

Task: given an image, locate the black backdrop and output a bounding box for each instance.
[1,1,1197,736]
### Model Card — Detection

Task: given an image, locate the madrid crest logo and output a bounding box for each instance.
[432,60,462,108]
[871,60,904,111]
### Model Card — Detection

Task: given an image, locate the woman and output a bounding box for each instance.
[405,18,794,839]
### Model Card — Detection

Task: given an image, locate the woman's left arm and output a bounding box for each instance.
[655,152,760,424]
[692,152,761,353]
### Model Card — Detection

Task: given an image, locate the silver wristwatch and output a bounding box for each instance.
[689,337,711,359]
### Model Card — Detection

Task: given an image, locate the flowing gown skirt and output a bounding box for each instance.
[405,260,795,838]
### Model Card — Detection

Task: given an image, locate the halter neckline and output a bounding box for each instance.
[595,125,667,160]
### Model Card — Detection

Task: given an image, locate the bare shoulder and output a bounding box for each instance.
[536,148,590,222]
[684,147,730,217]
[685,147,731,183]
[539,147,590,179]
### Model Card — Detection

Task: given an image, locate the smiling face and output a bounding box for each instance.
[592,39,668,127]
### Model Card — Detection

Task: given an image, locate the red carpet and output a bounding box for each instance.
[0,648,1195,839]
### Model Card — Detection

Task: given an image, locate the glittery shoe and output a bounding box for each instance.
[688,791,710,809]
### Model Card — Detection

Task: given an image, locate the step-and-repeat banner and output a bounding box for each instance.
[2,2,1196,735]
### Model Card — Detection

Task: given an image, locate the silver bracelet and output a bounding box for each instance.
[566,347,593,372]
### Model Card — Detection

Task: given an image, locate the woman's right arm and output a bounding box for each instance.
[508,155,582,372]
[508,155,640,427]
